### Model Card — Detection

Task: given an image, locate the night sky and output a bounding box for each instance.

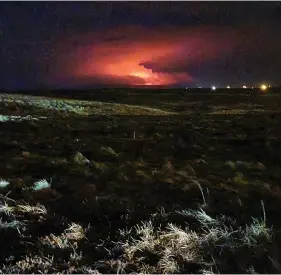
[1,1,281,90]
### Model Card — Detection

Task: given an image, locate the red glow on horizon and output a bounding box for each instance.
[51,25,237,87]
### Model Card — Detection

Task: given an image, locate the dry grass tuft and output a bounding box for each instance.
[40,222,85,249]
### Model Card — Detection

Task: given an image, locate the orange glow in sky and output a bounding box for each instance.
[130,71,154,85]
[52,25,237,86]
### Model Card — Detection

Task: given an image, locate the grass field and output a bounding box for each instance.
[1,88,281,273]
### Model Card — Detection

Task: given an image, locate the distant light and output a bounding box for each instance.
[227,86,230,89]
[260,84,268,91]
[198,86,202,89]
[243,85,247,89]
[185,87,188,89]
[211,86,216,91]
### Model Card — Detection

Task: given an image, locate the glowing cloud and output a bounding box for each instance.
[50,25,238,86]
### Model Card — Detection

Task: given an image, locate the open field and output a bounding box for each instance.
[1,88,281,273]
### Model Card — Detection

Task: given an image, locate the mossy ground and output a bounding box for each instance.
[0,89,281,273]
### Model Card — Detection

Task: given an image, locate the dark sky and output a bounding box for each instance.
[1,1,281,89]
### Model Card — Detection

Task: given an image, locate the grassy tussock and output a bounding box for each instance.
[120,205,273,274]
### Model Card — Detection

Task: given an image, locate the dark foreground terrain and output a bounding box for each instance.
[1,88,281,273]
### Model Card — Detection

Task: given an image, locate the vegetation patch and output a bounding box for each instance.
[1,89,281,273]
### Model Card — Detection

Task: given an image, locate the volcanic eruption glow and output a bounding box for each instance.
[50,25,238,87]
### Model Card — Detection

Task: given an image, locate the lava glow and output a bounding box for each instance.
[51,25,238,87]
[130,71,156,85]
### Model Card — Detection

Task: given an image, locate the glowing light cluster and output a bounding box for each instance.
[260,84,268,92]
